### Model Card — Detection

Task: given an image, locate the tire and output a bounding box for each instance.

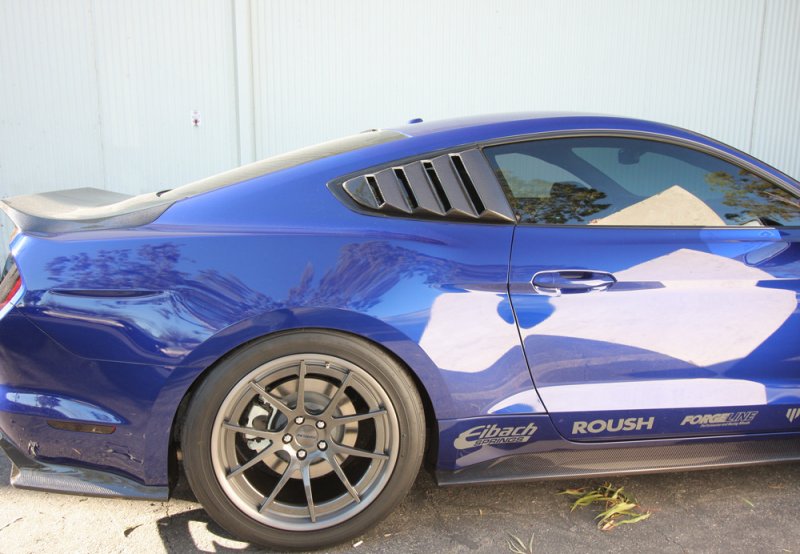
[182,330,426,551]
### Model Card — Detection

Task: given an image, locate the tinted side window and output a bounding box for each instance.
[484,137,800,226]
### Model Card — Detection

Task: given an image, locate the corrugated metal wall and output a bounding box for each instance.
[751,0,800,180]
[1,0,799,255]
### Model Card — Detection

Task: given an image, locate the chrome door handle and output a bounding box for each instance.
[531,270,616,296]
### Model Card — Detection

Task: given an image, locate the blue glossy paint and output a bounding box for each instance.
[0,388,124,424]
[510,226,800,439]
[0,113,798,489]
[438,414,559,471]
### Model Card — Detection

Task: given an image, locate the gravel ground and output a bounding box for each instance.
[1,451,799,553]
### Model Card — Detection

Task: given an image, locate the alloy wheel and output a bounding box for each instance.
[210,354,400,531]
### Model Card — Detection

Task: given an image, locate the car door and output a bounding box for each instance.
[483,135,800,441]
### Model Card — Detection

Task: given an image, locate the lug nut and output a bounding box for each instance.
[318,440,328,451]
[297,449,307,460]
[294,416,305,424]
[282,434,292,444]
[315,420,326,429]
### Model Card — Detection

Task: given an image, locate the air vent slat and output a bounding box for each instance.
[337,147,514,223]
[374,168,413,213]
[430,155,479,218]
[457,149,516,222]
[365,175,384,205]
[402,162,445,216]
[450,154,486,215]
[393,168,418,210]
[343,176,381,209]
[423,161,451,212]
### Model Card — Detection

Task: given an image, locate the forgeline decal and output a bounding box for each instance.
[571,417,654,435]
[680,411,758,428]
[787,408,800,423]
[454,423,538,449]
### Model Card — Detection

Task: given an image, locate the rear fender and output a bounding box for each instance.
[142,308,450,485]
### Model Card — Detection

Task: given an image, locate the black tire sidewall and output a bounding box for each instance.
[182,330,426,551]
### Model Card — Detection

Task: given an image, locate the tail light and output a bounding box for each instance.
[0,256,20,310]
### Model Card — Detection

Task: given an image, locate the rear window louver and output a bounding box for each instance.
[341,149,514,222]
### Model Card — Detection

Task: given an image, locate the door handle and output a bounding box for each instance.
[531,270,616,296]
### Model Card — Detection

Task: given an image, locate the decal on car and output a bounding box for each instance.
[787,408,800,423]
[571,417,654,435]
[680,411,758,429]
[454,422,538,449]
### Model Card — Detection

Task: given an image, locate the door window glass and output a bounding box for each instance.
[484,137,800,226]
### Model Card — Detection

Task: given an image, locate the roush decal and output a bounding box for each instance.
[560,406,797,440]
[680,411,758,429]
[572,417,654,435]
[454,423,538,449]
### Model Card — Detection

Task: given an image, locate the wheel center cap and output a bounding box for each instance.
[295,424,319,448]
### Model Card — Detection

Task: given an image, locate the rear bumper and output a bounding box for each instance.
[0,429,167,500]
[0,307,174,486]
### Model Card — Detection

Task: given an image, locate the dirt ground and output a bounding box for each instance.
[1,451,799,553]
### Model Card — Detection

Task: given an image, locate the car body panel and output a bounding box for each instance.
[0,112,798,494]
[438,413,800,485]
[510,226,800,441]
[2,171,538,485]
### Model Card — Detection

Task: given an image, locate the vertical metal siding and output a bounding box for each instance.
[0,0,104,248]
[0,0,240,256]
[0,1,104,194]
[90,0,239,194]
[1,0,799,259]
[249,0,766,159]
[751,0,800,181]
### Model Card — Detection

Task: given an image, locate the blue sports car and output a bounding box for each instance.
[1,113,799,549]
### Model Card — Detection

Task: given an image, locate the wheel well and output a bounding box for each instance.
[168,327,439,488]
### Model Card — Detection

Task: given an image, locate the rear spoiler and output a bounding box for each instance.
[0,187,171,234]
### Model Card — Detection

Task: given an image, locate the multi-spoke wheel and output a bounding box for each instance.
[182,331,425,551]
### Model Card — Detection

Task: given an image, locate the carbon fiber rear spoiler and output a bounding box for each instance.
[0,188,171,234]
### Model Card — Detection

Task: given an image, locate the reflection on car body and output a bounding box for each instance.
[1,113,799,549]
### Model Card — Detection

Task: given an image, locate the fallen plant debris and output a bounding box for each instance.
[559,482,651,531]
[506,532,535,553]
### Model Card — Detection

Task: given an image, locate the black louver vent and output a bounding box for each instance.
[341,149,514,222]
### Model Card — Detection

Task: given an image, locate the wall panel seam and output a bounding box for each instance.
[232,0,256,166]
[749,0,769,152]
[87,0,107,190]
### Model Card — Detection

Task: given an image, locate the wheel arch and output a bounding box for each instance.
[161,316,443,489]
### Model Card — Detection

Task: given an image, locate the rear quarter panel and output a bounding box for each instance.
[4,160,537,484]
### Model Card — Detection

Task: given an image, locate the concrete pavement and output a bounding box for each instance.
[1,451,799,553]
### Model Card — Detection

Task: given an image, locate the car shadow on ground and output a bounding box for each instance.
[154,465,445,553]
[154,465,443,553]
[4,449,800,553]
[155,470,263,552]
[146,459,800,553]
[155,508,264,553]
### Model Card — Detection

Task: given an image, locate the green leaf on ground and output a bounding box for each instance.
[558,482,652,531]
